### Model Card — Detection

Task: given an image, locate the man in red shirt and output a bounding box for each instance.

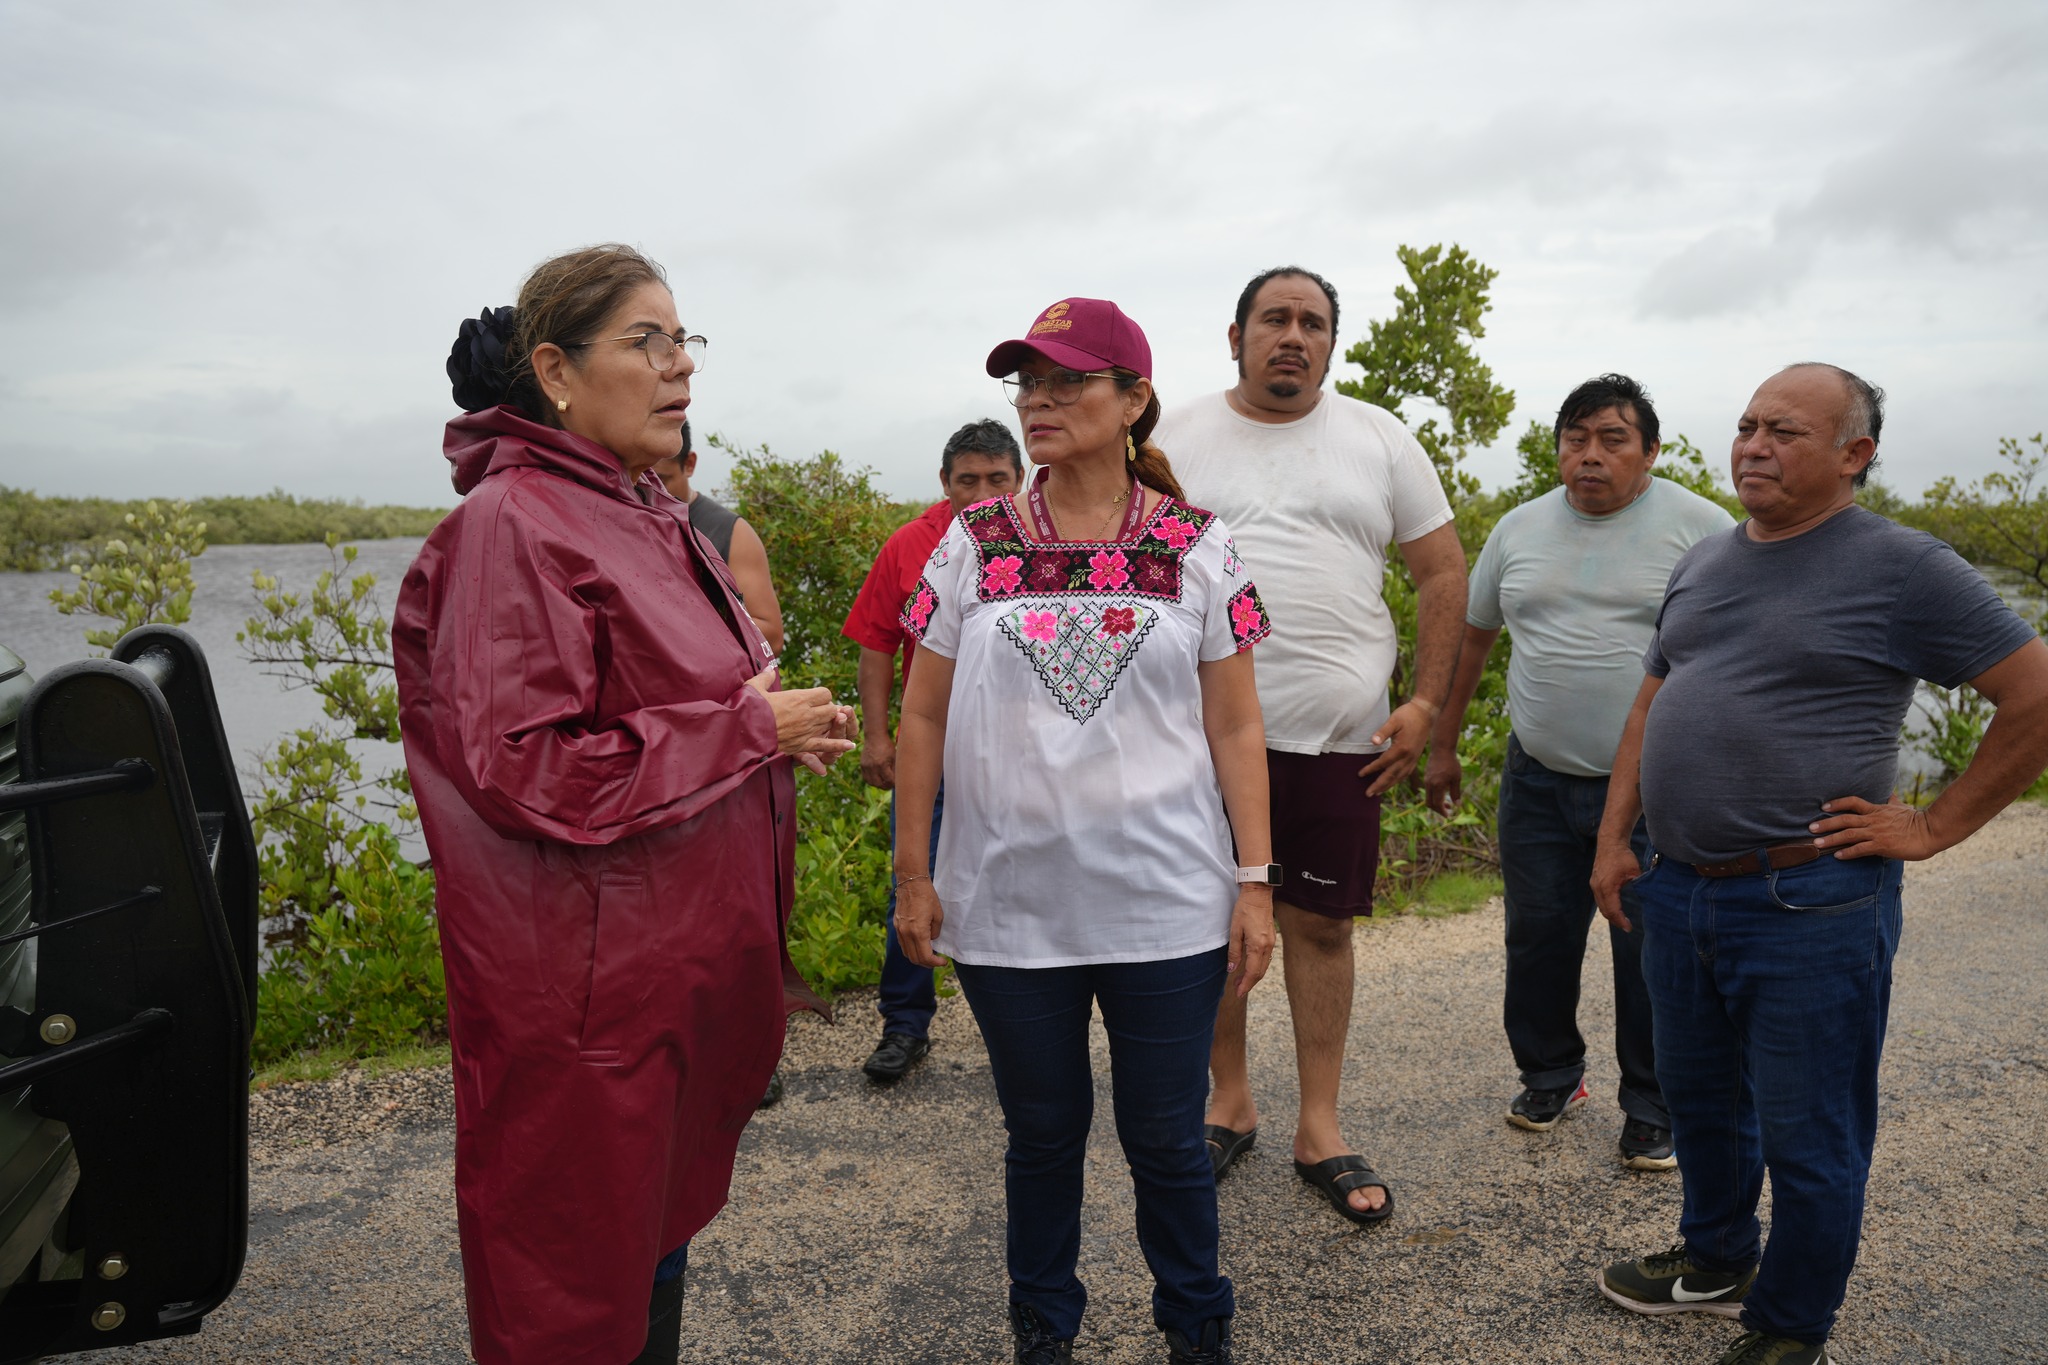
[841,418,1023,1080]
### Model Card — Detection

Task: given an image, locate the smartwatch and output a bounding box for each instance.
[1235,863,1284,886]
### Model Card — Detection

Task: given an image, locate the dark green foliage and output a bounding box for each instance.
[0,485,445,570]
[719,440,917,996]
[254,829,445,1062]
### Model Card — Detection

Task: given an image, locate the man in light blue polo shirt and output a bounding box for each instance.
[1428,374,1732,1169]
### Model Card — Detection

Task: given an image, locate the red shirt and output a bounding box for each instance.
[842,500,952,690]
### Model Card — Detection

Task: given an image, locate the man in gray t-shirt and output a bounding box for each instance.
[1430,375,1731,1172]
[1588,365,2048,1362]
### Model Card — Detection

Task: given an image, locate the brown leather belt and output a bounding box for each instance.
[1680,842,1824,879]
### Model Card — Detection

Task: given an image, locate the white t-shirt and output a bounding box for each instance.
[901,493,1272,968]
[1157,391,1454,754]
[1467,481,1734,778]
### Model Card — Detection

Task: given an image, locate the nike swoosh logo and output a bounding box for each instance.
[1301,871,1336,885]
[1670,1277,1735,1302]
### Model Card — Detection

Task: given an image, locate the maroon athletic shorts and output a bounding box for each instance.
[1266,748,1383,919]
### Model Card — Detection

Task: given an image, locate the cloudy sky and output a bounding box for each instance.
[2,0,2043,510]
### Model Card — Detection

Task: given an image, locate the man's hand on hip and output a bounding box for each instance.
[1358,698,1438,797]
[1590,840,1643,932]
[1811,794,1942,861]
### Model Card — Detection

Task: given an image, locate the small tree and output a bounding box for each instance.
[1337,243,1517,502]
[239,537,414,933]
[719,440,911,995]
[48,499,207,649]
[239,537,444,1065]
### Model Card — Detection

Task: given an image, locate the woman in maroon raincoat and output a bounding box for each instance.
[395,245,852,1365]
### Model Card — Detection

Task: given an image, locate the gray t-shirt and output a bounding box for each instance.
[1640,505,2037,863]
[1469,481,1732,777]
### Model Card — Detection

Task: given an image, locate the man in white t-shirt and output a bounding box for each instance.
[1425,374,1733,1173]
[1156,266,1468,1225]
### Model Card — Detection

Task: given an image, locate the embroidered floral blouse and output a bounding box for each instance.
[900,493,1272,968]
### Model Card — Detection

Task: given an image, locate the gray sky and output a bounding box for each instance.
[2,0,2043,510]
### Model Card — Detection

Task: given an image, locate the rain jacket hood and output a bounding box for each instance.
[396,407,821,1365]
[444,402,644,500]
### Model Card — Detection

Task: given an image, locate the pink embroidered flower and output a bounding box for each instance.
[981,555,1024,594]
[1029,555,1068,590]
[908,585,936,629]
[1230,593,1265,640]
[1087,549,1130,590]
[1101,606,1137,637]
[1022,609,1059,642]
[1149,514,1196,550]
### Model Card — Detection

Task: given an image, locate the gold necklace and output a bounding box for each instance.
[1053,482,1131,541]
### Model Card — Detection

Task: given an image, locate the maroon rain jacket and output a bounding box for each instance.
[394,405,822,1365]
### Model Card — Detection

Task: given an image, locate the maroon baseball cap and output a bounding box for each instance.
[985,298,1152,380]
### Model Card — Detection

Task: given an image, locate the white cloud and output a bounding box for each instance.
[0,0,2044,511]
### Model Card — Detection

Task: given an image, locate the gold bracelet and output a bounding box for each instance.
[893,873,931,888]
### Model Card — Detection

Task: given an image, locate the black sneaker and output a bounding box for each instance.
[1164,1317,1233,1364]
[1619,1116,1677,1171]
[1717,1330,1836,1363]
[862,1032,930,1082]
[1597,1243,1755,1318]
[1507,1078,1588,1132]
[1008,1302,1073,1365]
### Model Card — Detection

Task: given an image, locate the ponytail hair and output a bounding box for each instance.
[1114,374,1185,501]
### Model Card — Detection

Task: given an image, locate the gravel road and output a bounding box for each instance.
[53,805,2047,1364]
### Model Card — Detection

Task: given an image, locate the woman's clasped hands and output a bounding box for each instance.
[747,668,857,775]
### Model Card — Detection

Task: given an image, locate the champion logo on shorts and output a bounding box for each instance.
[1300,870,1337,886]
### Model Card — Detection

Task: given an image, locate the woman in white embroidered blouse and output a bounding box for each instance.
[893,298,1275,1365]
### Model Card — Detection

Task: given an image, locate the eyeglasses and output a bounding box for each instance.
[563,330,708,374]
[1002,368,1118,407]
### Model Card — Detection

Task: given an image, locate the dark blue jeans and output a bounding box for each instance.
[953,949,1234,1341]
[879,783,943,1038]
[1497,735,1665,1125]
[1638,851,1904,1344]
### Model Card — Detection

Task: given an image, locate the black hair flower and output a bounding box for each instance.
[447,305,521,413]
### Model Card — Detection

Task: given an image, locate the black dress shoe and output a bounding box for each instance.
[1164,1317,1233,1364]
[1008,1302,1073,1364]
[862,1032,930,1082]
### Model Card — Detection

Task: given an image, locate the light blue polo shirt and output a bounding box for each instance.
[1468,479,1733,777]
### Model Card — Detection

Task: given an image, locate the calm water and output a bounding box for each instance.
[0,540,426,791]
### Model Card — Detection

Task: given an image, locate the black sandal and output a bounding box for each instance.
[1204,1124,1257,1179]
[1294,1154,1394,1226]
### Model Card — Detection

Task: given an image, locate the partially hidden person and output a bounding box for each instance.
[655,418,791,1109]
[399,244,855,1365]
[1426,374,1732,1169]
[892,298,1279,1365]
[839,418,1022,1082]
[1156,266,1468,1226]
[1589,363,2048,1365]
[653,418,785,654]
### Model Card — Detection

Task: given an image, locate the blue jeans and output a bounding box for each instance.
[953,949,1234,1341]
[1497,735,1665,1125]
[1638,851,1905,1344]
[879,783,943,1038]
